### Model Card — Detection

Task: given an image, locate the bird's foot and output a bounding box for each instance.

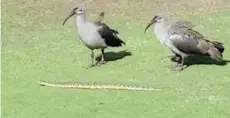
[167,62,179,68]
[170,56,181,63]
[170,64,187,72]
[96,60,107,65]
[170,66,183,71]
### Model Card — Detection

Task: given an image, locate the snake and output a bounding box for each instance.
[37,81,161,91]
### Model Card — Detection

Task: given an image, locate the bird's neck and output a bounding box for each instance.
[154,21,168,46]
[76,14,86,27]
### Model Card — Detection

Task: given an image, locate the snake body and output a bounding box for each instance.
[37,81,161,91]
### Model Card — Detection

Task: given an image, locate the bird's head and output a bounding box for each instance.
[144,12,168,33]
[62,7,85,25]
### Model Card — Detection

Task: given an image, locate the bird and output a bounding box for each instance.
[62,7,125,67]
[144,12,225,71]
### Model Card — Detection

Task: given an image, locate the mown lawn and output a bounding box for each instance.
[2,0,230,117]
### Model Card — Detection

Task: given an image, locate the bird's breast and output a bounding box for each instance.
[77,24,106,49]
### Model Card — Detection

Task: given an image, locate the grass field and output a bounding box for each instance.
[2,0,230,117]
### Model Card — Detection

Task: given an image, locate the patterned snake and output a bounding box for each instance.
[37,81,161,91]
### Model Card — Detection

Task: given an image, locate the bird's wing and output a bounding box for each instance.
[168,27,209,54]
[95,23,125,46]
[96,23,113,38]
[96,23,119,37]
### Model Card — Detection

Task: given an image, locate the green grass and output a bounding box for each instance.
[2,0,230,118]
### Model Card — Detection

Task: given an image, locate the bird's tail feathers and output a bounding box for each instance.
[104,33,126,47]
[210,41,224,53]
[113,33,126,46]
[207,46,223,61]
[110,29,119,34]
[205,39,225,53]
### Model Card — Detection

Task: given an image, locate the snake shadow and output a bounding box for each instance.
[183,55,230,67]
[96,50,132,62]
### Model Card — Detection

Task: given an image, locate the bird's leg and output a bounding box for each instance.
[97,49,107,65]
[170,50,180,62]
[169,53,189,71]
[168,53,181,69]
[171,56,181,68]
[169,58,180,70]
[177,56,184,71]
[173,55,188,71]
[170,54,181,62]
[90,50,96,67]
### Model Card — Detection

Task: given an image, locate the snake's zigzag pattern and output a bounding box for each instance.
[37,81,161,91]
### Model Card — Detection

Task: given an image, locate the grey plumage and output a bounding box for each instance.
[144,12,225,71]
[62,7,125,67]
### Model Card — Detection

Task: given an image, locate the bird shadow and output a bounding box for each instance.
[96,50,132,62]
[184,55,230,67]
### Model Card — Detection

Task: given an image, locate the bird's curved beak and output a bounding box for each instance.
[62,10,76,26]
[144,17,156,33]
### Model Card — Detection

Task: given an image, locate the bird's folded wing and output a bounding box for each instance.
[97,24,111,37]
[96,23,125,46]
[97,23,119,38]
[168,27,205,54]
